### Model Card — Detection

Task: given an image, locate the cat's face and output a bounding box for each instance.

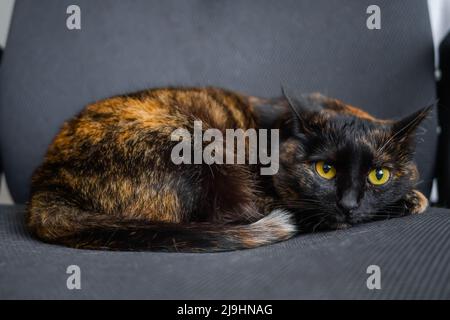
[274,93,431,230]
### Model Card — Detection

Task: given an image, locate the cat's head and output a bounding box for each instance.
[274,91,432,230]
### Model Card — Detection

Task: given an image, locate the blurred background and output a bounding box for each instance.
[0,0,15,204]
[1,0,450,204]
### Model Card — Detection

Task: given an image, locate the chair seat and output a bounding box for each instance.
[0,204,449,299]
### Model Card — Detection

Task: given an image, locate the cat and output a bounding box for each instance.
[26,87,431,252]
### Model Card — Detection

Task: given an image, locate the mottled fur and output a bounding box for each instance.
[26,87,431,252]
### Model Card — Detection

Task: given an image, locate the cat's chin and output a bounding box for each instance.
[331,222,352,230]
[327,215,372,229]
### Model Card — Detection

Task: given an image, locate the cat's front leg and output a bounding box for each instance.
[403,189,429,215]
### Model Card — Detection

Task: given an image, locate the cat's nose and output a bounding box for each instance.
[337,192,360,213]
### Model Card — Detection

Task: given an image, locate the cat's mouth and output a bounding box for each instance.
[326,216,365,230]
[332,222,352,230]
[295,204,397,232]
[328,209,378,228]
[332,210,392,227]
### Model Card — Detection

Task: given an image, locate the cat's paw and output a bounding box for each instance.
[404,189,428,215]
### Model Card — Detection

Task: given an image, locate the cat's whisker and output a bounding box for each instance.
[311,215,331,232]
[296,212,329,224]
[413,179,425,187]
[272,200,322,205]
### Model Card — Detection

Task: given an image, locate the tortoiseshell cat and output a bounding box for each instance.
[26,87,431,252]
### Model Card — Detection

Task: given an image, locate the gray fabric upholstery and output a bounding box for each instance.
[0,0,438,202]
[1,205,449,299]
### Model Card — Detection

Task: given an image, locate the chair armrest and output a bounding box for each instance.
[437,32,450,207]
[0,46,3,180]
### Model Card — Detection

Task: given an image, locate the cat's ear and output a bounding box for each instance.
[391,104,434,143]
[281,86,322,134]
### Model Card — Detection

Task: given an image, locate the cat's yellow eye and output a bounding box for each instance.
[368,167,390,186]
[315,161,336,180]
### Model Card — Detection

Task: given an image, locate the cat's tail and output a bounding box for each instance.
[27,208,297,252]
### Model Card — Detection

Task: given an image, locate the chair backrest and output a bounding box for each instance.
[0,0,437,203]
